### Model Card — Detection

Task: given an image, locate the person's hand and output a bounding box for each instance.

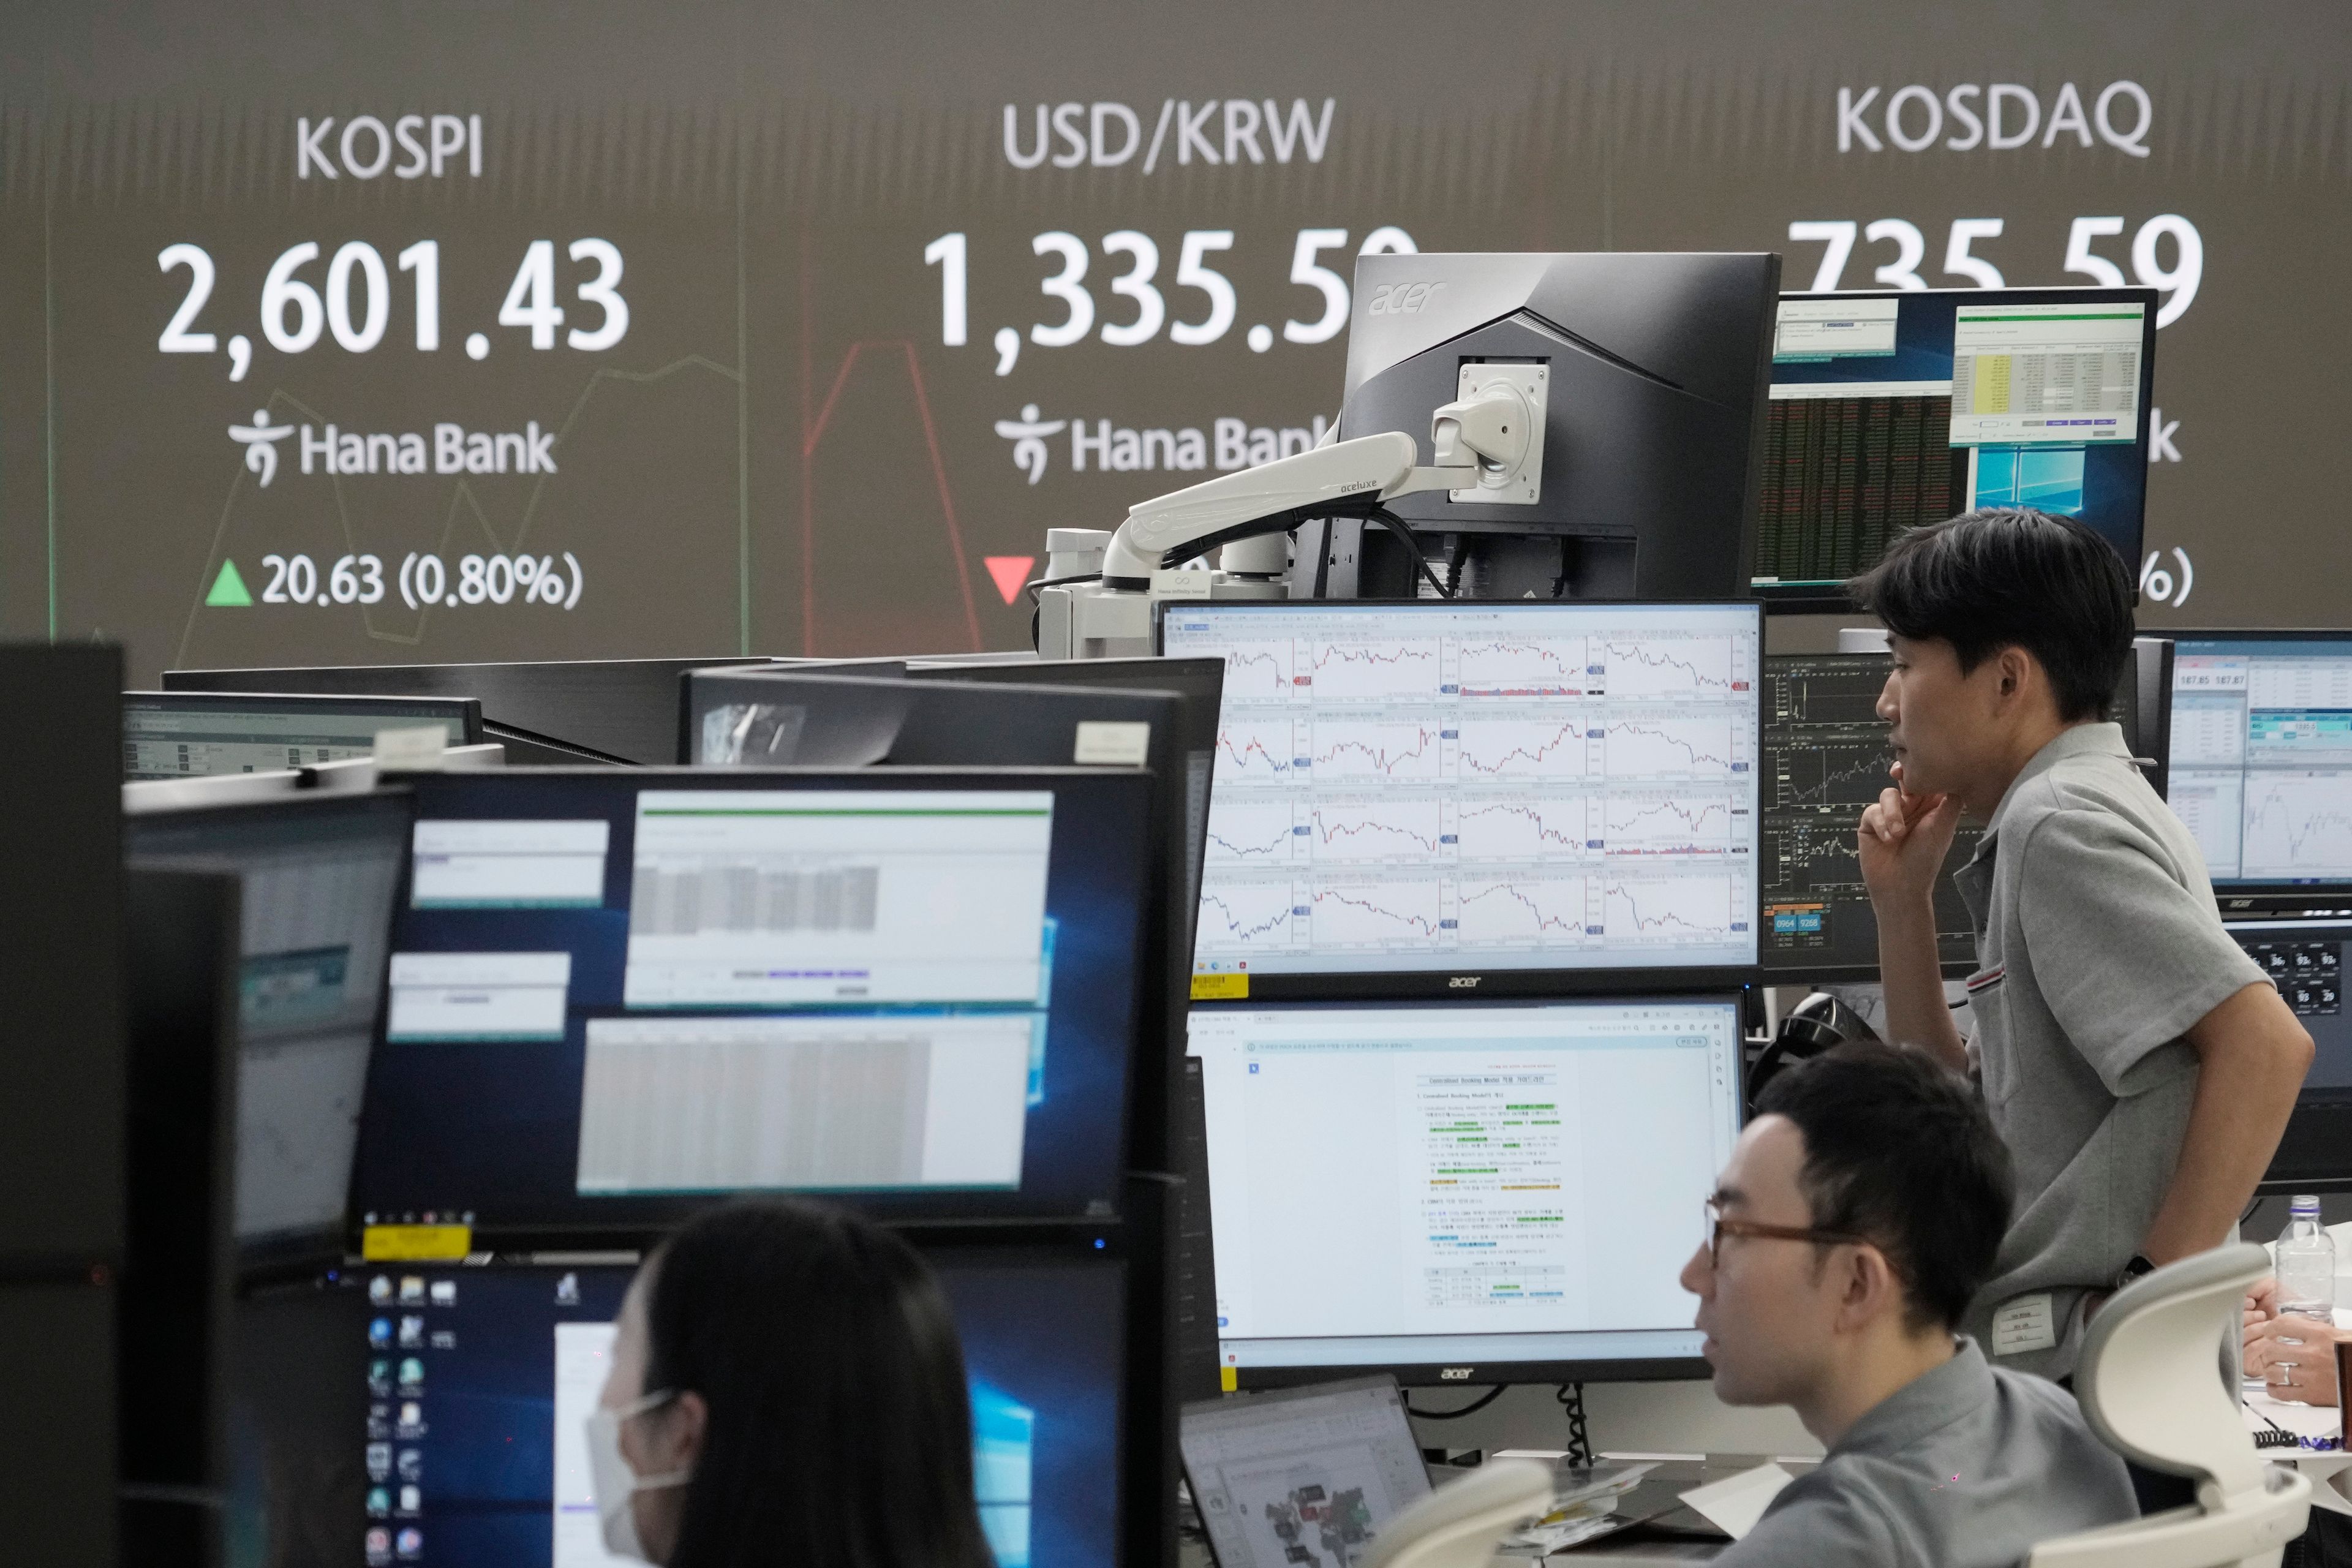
[1856,769,1963,913]
[2242,1278,2342,1406]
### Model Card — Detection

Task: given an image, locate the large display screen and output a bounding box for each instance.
[2170,635,2352,889]
[1753,288,2155,596]
[1187,997,1743,1381]
[350,769,1154,1234]
[1161,600,1761,981]
[353,1250,1123,1568]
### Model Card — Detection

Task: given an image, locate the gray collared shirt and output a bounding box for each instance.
[1950,723,2267,1379]
[1722,1338,2136,1568]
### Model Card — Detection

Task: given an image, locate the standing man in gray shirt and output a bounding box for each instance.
[1852,510,2312,1381]
[1684,1042,2137,1565]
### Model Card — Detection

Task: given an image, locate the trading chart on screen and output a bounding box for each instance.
[1164,601,1761,976]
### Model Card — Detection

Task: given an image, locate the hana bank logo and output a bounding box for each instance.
[229,407,298,486]
[994,404,1067,484]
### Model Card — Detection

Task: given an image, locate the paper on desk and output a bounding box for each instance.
[1678,1462,1795,1540]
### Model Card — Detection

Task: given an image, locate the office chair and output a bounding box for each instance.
[2028,1243,2312,1568]
[1357,1457,1552,1568]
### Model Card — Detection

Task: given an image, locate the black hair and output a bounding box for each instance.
[1754,1042,2015,1333]
[642,1198,995,1568]
[1847,508,2135,722]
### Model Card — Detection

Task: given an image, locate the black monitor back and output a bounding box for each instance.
[0,644,125,1568]
[165,657,769,765]
[1330,251,1780,600]
[121,869,241,1568]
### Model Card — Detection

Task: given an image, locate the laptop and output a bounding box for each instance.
[1181,1376,1433,1568]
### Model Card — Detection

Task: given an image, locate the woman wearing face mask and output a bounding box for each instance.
[587,1197,998,1568]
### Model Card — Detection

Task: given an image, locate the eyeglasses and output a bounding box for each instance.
[1702,1198,1867,1268]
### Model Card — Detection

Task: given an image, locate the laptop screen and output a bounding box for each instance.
[1180,1376,1431,1568]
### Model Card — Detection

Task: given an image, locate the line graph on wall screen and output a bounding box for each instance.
[1162,600,1761,977]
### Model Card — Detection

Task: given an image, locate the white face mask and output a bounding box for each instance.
[585,1388,695,1563]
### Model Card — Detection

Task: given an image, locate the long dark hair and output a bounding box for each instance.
[643,1198,996,1568]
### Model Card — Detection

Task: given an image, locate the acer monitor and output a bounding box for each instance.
[1321,251,1781,601]
[1186,993,1743,1386]
[1159,597,1764,997]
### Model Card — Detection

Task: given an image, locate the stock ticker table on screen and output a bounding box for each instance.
[1752,289,2155,600]
[351,769,1154,1235]
[2170,635,2352,890]
[1162,600,1762,985]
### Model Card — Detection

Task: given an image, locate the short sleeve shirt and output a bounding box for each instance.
[1951,724,2269,1379]
[1721,1338,2136,1568]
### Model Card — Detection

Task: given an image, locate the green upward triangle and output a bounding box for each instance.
[205,558,253,607]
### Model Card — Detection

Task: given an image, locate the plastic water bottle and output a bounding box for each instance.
[2267,1195,2337,1398]
[2278,1195,2337,1322]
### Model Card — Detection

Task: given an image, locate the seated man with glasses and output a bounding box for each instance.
[1681,1043,2138,1565]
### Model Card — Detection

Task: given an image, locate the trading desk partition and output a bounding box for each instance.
[1159,599,1763,996]
[352,768,1156,1240]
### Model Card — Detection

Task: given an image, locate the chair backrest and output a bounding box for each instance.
[1357,1458,1553,1568]
[2029,1243,2311,1568]
[2073,1243,2271,1504]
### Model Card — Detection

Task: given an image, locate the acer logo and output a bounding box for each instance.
[1366,281,1444,316]
[1440,1367,1474,1380]
[1449,976,1482,989]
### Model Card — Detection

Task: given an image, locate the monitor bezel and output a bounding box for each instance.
[349,766,1161,1246]
[1188,990,1746,1389]
[2171,628,2352,906]
[1156,596,1768,998]
[1750,284,2161,611]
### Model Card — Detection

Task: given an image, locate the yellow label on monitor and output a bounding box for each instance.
[1192,972,1248,1000]
[363,1224,472,1261]
[1220,1365,1240,1393]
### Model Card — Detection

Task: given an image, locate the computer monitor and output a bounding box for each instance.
[125,791,412,1270]
[1758,653,1980,978]
[350,768,1156,1240]
[2169,632,2352,903]
[1752,287,2158,605]
[349,1245,1128,1568]
[2226,919,2352,1191]
[1158,599,1763,993]
[124,691,483,780]
[1758,644,2173,978]
[685,669,1195,1174]
[164,658,771,764]
[1180,1376,1431,1568]
[1328,252,1780,601]
[908,656,1227,956]
[1186,995,1744,1385]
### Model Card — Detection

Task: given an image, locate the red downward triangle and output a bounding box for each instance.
[984,556,1036,606]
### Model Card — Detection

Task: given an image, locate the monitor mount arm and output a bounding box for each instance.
[1098,387,1531,590]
